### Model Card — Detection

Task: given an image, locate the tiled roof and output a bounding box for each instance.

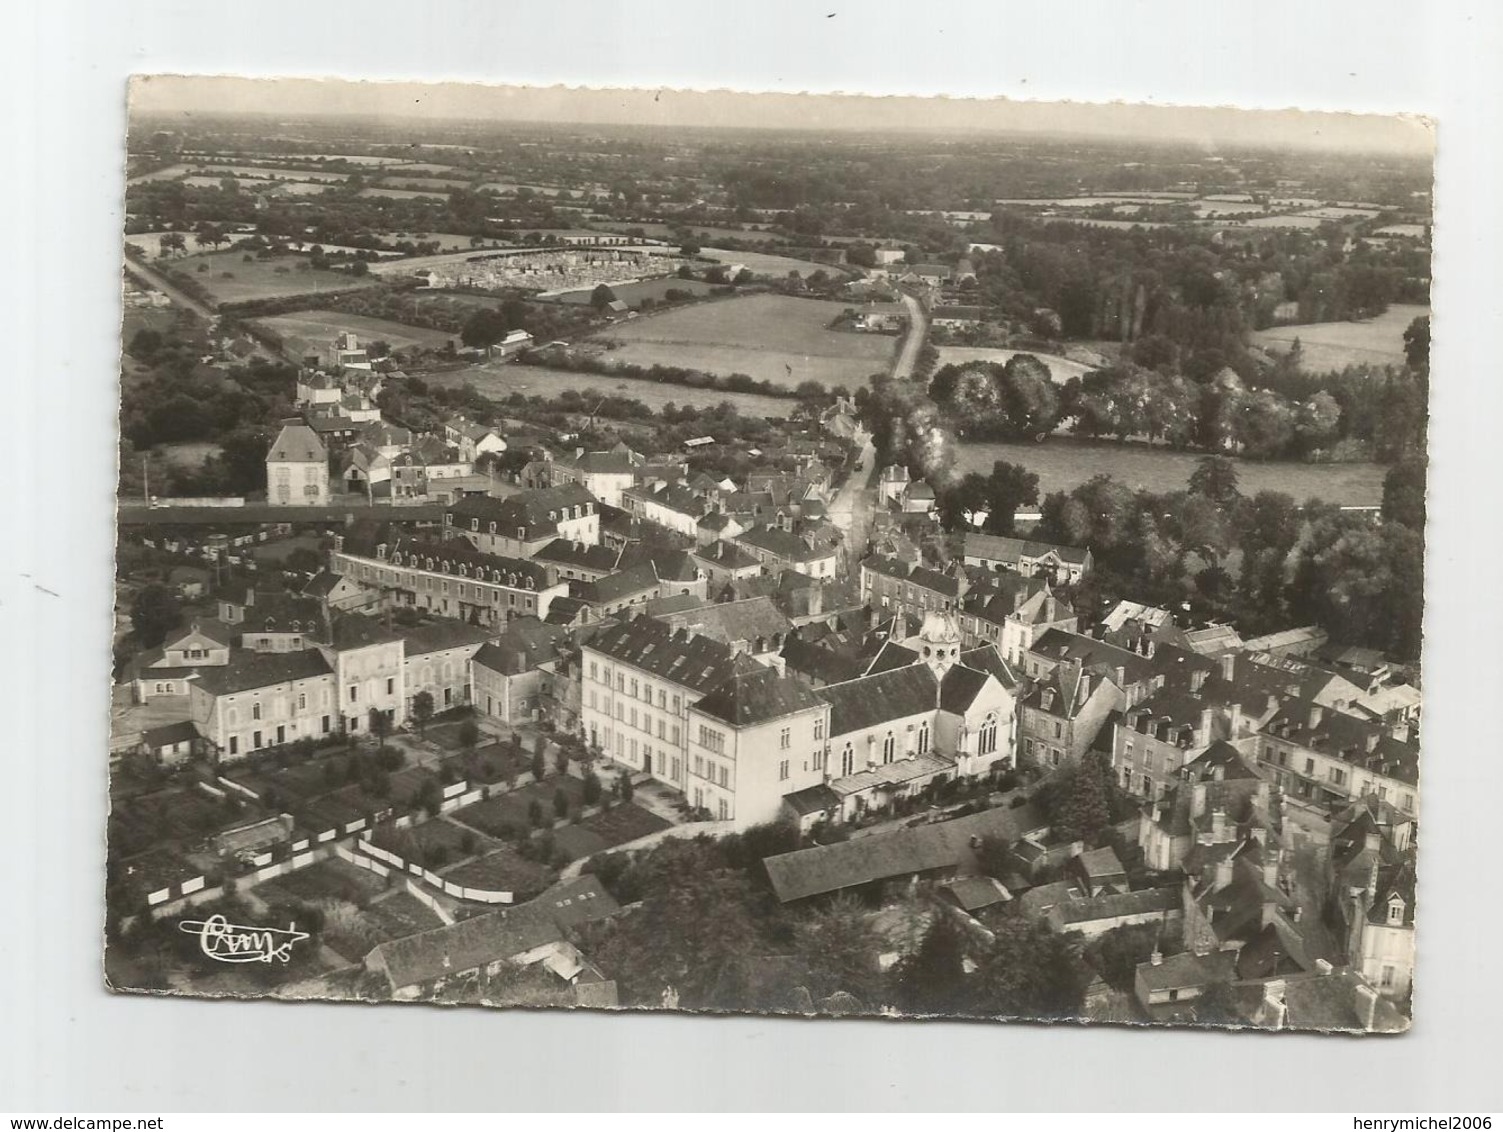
[316,613,402,651]
[376,537,554,590]
[959,645,1020,691]
[533,538,621,573]
[965,532,1090,567]
[691,541,760,571]
[267,420,327,463]
[822,664,939,736]
[447,484,599,535]
[1051,885,1178,926]
[1264,699,1419,786]
[782,783,842,817]
[399,620,495,657]
[763,803,1048,902]
[861,554,961,597]
[654,596,791,649]
[370,876,619,991]
[693,660,828,728]
[142,719,200,747]
[735,523,840,563]
[1135,948,1238,994]
[938,663,991,714]
[580,563,661,606]
[193,649,333,696]
[584,615,741,694]
[941,875,1012,911]
[863,640,920,677]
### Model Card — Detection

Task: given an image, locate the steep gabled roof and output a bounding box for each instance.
[822,664,939,736]
[267,420,326,463]
[938,663,992,714]
[693,659,827,728]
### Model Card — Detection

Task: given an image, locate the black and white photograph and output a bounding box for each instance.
[103,73,1433,1035]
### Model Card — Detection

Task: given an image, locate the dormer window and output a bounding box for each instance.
[517,527,526,541]
[471,519,479,532]
[1387,897,1405,925]
[489,522,497,535]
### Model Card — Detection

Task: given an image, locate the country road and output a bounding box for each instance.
[123,255,281,361]
[893,290,928,381]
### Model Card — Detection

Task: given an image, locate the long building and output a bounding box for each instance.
[330,533,569,628]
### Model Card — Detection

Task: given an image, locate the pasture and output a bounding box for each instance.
[934,347,1093,384]
[379,176,470,192]
[156,441,223,470]
[593,293,896,389]
[189,165,351,183]
[550,276,718,306]
[166,251,379,304]
[700,246,839,276]
[252,309,458,353]
[954,438,1386,507]
[433,361,796,418]
[1248,303,1428,373]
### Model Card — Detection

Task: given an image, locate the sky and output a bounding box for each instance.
[130,76,1434,156]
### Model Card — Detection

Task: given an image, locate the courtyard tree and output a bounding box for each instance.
[410,691,435,735]
[553,788,570,820]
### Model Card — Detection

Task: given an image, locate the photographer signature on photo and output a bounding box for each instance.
[178,915,309,964]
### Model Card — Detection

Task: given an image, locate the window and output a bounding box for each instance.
[349,685,359,703]
[1052,720,1063,740]
[657,690,667,709]
[672,694,682,715]
[386,678,395,695]
[718,798,729,821]
[589,661,599,682]
[813,717,824,741]
[657,719,665,740]
[228,736,238,755]
[698,726,725,754]
[670,726,680,746]
[643,683,653,703]
[629,679,639,698]
[1304,758,1315,775]
[977,715,995,756]
[251,702,262,721]
[778,759,789,781]
[882,732,895,763]
[1380,965,1395,988]
[813,750,825,771]
[779,727,791,750]
[719,765,729,787]
[693,755,704,777]
[1387,900,1405,926]
[841,745,854,776]
[1142,774,1153,795]
[297,693,306,711]
[322,716,330,733]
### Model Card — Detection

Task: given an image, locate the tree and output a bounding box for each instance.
[586,840,769,1010]
[791,896,884,1006]
[972,917,1085,1020]
[582,769,603,807]
[530,748,547,782]
[367,707,390,750]
[457,719,480,749]
[889,912,968,1016]
[1187,455,1240,508]
[552,787,570,820]
[1402,315,1430,370]
[1049,752,1115,844]
[460,309,507,351]
[410,691,435,735]
[129,584,181,648]
[554,743,571,776]
[1381,457,1427,531]
[589,284,618,311]
[619,772,635,802]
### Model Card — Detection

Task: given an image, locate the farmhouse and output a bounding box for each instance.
[265,418,330,506]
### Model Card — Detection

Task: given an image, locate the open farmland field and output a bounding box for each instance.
[550,276,718,305]
[127,164,191,184]
[593,294,896,388]
[955,438,1386,507]
[700,247,840,276]
[380,176,471,191]
[935,347,1092,384]
[188,165,351,183]
[165,251,379,304]
[1249,303,1428,373]
[252,310,458,352]
[431,361,794,418]
[608,222,778,242]
[361,186,451,200]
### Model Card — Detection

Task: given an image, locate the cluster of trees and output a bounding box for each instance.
[927,342,1427,464]
[514,344,834,403]
[1023,456,1426,661]
[577,828,1089,1018]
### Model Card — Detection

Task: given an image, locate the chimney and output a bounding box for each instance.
[1144,637,1157,659]
[1316,958,1333,974]
[1078,672,1091,700]
[808,583,824,618]
[1210,808,1227,841]
[1364,831,1382,854]
[1212,763,1226,782]
[1149,949,1163,967]
[1198,706,1215,746]
[1355,984,1380,1032]
[1364,730,1380,753]
[1192,781,1208,819]
[1228,701,1243,738]
[1262,853,1279,890]
[1190,669,1208,694]
[1219,652,1235,681]
[1309,703,1324,729]
[1213,855,1234,892]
